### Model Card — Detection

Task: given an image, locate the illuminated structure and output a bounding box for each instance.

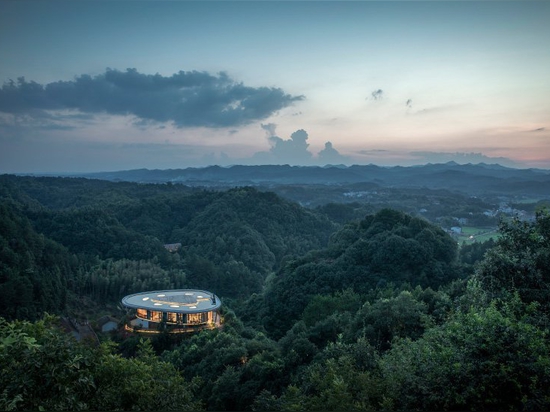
[121,289,221,334]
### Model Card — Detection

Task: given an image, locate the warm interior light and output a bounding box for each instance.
[170,305,179,308]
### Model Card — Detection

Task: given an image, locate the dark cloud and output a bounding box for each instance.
[318,141,350,165]
[406,99,412,108]
[0,108,84,135]
[370,89,383,100]
[527,127,545,132]
[0,68,304,128]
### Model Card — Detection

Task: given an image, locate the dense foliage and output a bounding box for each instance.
[0,316,201,411]
[476,212,550,312]
[0,175,336,315]
[259,208,460,339]
[0,201,73,320]
[1,174,550,411]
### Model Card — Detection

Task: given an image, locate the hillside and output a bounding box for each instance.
[259,208,461,339]
[0,175,337,309]
[2,174,550,411]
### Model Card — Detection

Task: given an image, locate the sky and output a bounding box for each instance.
[1,0,549,173]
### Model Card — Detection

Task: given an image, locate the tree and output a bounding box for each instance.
[261,209,460,339]
[0,316,201,411]
[380,295,550,411]
[349,290,430,351]
[253,338,381,411]
[475,211,550,312]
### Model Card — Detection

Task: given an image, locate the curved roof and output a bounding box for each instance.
[121,289,221,314]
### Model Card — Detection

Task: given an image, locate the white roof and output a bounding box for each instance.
[122,289,221,314]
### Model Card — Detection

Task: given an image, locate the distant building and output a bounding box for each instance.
[450,226,462,234]
[121,289,222,334]
[97,315,119,333]
[164,243,182,253]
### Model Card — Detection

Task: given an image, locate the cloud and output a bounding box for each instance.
[318,141,350,165]
[252,128,313,165]
[526,127,545,132]
[0,109,85,136]
[406,99,412,108]
[261,122,277,137]
[357,149,391,155]
[0,68,304,128]
[253,129,350,166]
[269,129,311,160]
[370,89,383,100]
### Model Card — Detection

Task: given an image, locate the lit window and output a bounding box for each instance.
[188,313,202,324]
[150,311,162,322]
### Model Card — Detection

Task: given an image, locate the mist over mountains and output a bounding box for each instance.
[63,162,550,197]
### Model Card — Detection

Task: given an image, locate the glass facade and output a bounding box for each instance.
[134,308,217,327]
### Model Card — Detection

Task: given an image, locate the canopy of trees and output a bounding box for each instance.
[260,208,460,338]
[1,174,549,411]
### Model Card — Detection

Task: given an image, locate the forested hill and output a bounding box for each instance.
[0,175,336,320]
[258,208,460,339]
[68,162,550,196]
[2,174,550,411]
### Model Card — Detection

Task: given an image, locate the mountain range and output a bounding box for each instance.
[50,162,550,197]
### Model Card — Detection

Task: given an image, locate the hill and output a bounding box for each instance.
[258,208,461,339]
[0,175,337,313]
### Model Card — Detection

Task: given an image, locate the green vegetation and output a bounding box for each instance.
[0,316,201,411]
[1,174,549,411]
[458,226,500,245]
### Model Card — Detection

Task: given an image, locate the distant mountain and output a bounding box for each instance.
[63,162,550,196]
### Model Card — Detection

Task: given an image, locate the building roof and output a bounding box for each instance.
[164,243,182,252]
[97,315,119,327]
[121,289,221,314]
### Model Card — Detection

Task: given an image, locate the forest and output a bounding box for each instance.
[1,173,550,411]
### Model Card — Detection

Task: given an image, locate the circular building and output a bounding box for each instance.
[121,289,221,334]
